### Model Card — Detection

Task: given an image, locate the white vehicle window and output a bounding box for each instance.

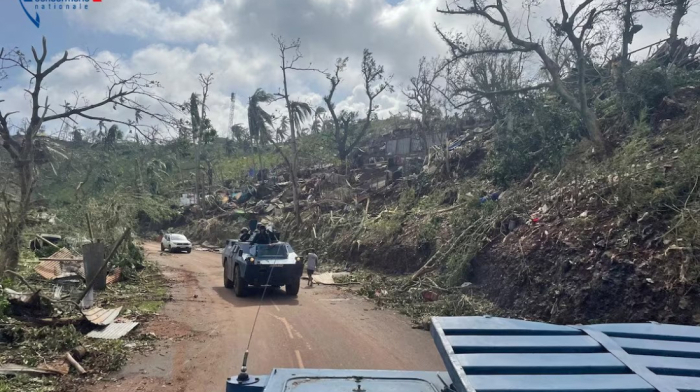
[171,235,187,241]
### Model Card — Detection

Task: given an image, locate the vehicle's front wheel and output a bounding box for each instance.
[168,245,173,253]
[285,279,300,296]
[233,265,248,297]
[186,248,192,254]
[223,261,234,289]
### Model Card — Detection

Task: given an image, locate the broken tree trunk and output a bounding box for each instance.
[65,352,87,375]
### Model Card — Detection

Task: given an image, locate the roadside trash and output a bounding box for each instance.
[421,290,440,302]
[479,192,500,203]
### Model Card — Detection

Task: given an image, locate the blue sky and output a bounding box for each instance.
[5,0,176,57]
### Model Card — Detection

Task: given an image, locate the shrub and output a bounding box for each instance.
[625,63,672,113]
[483,95,578,186]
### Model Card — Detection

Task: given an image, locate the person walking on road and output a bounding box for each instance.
[306,250,318,287]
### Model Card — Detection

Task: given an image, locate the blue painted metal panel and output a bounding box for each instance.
[447,335,602,353]
[227,369,451,392]
[614,337,700,358]
[588,324,700,343]
[432,316,700,392]
[466,374,654,391]
[438,316,581,336]
[659,375,700,391]
[228,317,700,392]
[635,355,700,377]
[455,353,626,374]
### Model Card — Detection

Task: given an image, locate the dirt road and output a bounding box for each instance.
[94,242,444,392]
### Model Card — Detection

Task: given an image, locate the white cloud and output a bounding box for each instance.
[3,0,698,139]
[67,0,230,43]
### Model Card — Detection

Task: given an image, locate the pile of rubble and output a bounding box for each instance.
[0,232,156,381]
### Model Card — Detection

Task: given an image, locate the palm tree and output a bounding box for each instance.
[145,159,168,194]
[276,116,289,143]
[289,101,313,136]
[248,89,275,172]
[104,124,123,149]
[230,123,246,143]
[247,89,274,146]
[311,106,326,134]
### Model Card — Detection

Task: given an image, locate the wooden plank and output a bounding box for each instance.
[616,337,700,358]
[437,316,581,336]
[447,335,602,354]
[467,374,655,392]
[456,353,625,375]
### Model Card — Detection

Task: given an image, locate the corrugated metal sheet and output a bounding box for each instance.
[35,259,84,280]
[36,247,83,281]
[431,316,700,392]
[106,267,122,284]
[396,138,411,155]
[386,140,397,155]
[87,321,139,339]
[82,306,122,326]
[41,247,82,261]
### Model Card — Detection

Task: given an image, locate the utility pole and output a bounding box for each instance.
[228,93,236,139]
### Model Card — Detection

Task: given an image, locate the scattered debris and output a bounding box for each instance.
[106,267,122,285]
[39,360,70,376]
[35,248,84,281]
[3,287,37,305]
[82,306,123,326]
[0,364,64,377]
[311,272,335,285]
[421,290,440,302]
[87,321,139,340]
[65,352,87,375]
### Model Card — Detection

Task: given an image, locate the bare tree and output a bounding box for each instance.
[403,57,443,154]
[437,0,614,152]
[614,0,657,93]
[324,50,394,162]
[0,37,174,275]
[271,36,323,226]
[437,34,529,121]
[190,72,214,205]
[664,0,692,41]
